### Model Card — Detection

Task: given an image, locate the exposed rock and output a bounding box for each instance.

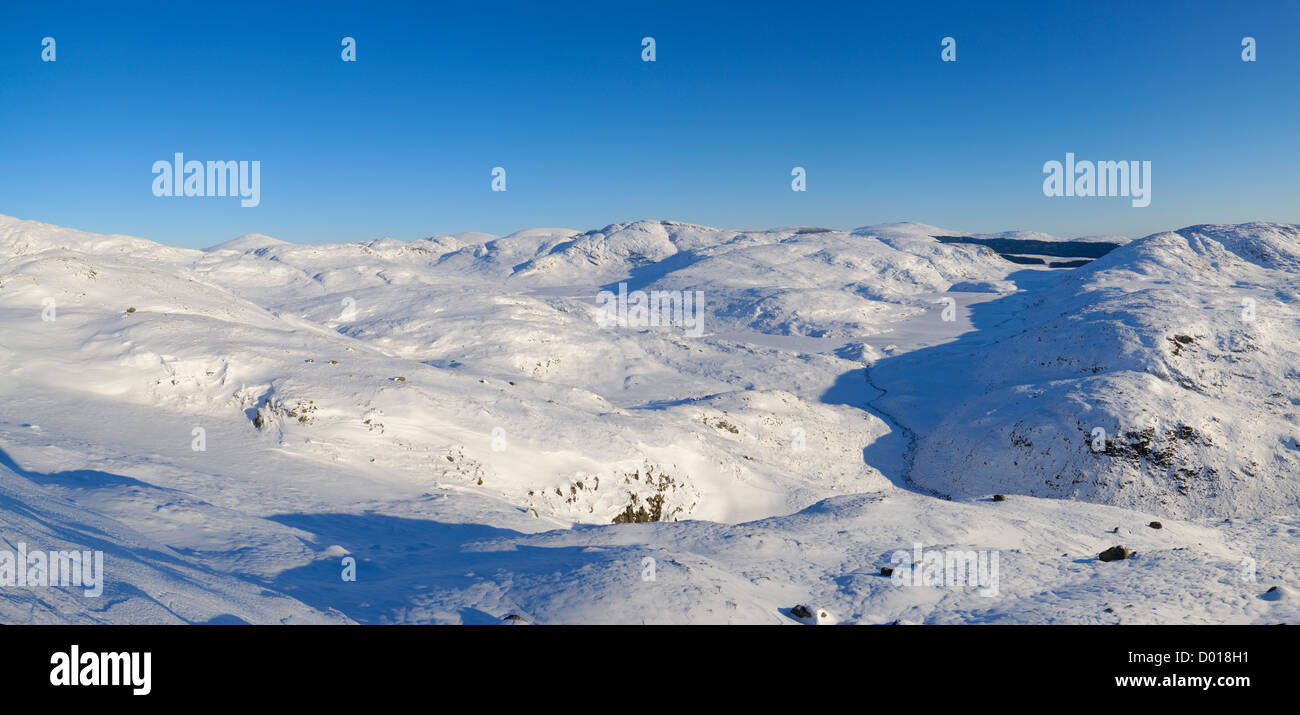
[1098,545,1130,562]
[788,605,835,625]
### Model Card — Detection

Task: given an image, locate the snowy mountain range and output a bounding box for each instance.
[0,213,1295,624]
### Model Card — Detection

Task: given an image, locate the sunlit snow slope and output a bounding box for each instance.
[0,214,1295,623]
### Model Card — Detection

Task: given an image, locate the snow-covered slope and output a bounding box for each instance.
[873,223,1300,519]
[0,458,347,624]
[0,212,1294,624]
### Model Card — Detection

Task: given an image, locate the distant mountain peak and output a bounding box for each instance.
[203,233,290,253]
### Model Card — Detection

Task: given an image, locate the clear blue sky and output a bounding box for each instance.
[2,0,1296,247]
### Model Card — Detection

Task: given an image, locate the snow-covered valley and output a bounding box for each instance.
[0,214,1295,624]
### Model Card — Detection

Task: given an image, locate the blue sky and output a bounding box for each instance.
[1,0,1297,247]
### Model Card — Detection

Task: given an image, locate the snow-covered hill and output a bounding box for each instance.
[0,213,1294,624]
[873,223,1300,519]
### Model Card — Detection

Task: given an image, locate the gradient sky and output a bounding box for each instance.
[1,0,1297,247]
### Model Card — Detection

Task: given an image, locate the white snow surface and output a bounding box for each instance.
[0,213,1294,624]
